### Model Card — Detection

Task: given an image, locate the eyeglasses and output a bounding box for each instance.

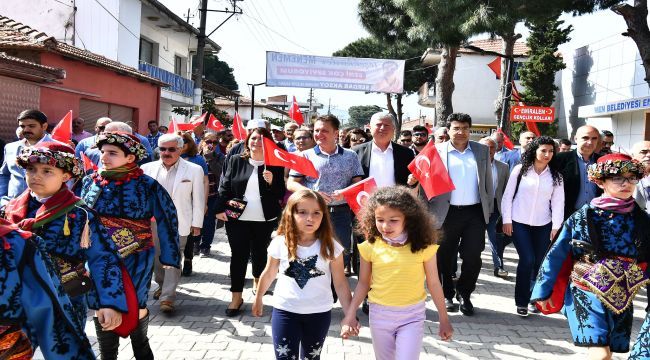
[413,132,428,137]
[400,139,412,143]
[294,136,311,141]
[610,176,639,185]
[204,140,217,144]
[97,126,106,132]
[159,147,178,153]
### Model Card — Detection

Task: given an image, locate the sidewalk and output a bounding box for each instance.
[41,228,648,359]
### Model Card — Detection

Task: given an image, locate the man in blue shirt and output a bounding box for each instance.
[496,131,536,171]
[287,115,364,272]
[146,120,162,150]
[0,109,55,205]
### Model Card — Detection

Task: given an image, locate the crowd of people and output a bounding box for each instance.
[0,108,649,360]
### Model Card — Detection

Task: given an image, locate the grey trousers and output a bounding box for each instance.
[153,232,187,302]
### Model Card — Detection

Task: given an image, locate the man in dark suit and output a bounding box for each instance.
[352,112,415,187]
[553,125,602,219]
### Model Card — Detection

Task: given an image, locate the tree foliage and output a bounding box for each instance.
[348,105,383,128]
[192,54,238,91]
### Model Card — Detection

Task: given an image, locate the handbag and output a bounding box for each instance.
[224,199,247,219]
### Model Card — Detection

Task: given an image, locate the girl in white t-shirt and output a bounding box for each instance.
[253,189,357,360]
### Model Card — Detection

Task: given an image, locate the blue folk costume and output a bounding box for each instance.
[4,143,128,322]
[80,132,180,360]
[0,218,96,360]
[531,154,650,353]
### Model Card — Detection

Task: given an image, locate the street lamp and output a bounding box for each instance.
[247,82,266,120]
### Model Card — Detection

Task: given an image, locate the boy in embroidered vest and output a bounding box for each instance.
[3,142,127,332]
[81,132,180,360]
[532,153,649,359]
[0,218,96,360]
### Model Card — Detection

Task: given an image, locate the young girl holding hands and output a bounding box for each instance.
[341,186,453,360]
[252,190,357,360]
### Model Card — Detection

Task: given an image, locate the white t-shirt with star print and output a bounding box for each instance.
[267,235,344,314]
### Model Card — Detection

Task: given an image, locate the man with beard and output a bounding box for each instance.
[0,109,55,205]
[632,140,650,212]
[71,117,92,143]
[411,125,430,153]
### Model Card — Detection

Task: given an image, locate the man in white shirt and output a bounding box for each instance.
[425,113,493,316]
[633,140,650,212]
[142,133,205,313]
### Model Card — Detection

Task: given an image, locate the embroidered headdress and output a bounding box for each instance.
[16,142,83,178]
[96,132,148,161]
[587,153,644,182]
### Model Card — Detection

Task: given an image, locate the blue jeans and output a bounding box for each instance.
[329,207,352,267]
[486,211,510,270]
[511,221,551,307]
[199,196,219,250]
[271,308,331,360]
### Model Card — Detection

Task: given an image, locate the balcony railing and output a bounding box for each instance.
[139,62,194,98]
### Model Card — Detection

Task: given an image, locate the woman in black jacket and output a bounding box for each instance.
[216,127,286,316]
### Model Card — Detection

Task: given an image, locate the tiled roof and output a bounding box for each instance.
[0,15,168,87]
[461,38,529,56]
[0,51,65,78]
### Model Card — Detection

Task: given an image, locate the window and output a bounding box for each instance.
[174,55,183,76]
[139,38,154,64]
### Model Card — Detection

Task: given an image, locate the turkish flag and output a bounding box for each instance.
[407,141,455,200]
[206,114,225,132]
[51,110,72,143]
[262,137,318,178]
[497,128,514,150]
[167,119,176,134]
[81,153,97,172]
[339,177,377,215]
[232,112,247,140]
[190,113,207,126]
[288,96,304,125]
[488,57,501,79]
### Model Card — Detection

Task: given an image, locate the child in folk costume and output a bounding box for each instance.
[0,218,96,360]
[532,154,650,360]
[3,143,127,339]
[341,186,453,360]
[81,132,180,360]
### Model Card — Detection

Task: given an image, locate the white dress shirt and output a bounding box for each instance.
[447,143,480,205]
[368,142,396,188]
[501,164,564,229]
[491,161,498,199]
[156,161,180,195]
[239,159,266,222]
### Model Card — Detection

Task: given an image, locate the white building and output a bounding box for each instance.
[0,0,221,126]
[553,9,650,151]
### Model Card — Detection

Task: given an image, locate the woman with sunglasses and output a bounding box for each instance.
[179,132,209,276]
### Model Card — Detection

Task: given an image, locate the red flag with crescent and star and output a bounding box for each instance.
[232,112,247,140]
[339,177,377,215]
[190,113,207,126]
[81,153,97,172]
[262,137,318,178]
[51,110,73,144]
[288,96,304,125]
[206,114,225,132]
[407,141,455,200]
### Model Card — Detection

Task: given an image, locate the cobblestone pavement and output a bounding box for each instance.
[37,228,648,359]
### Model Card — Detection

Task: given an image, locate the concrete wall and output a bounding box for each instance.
[0,0,74,43]
[117,0,141,68]
[140,15,196,78]
[74,0,121,62]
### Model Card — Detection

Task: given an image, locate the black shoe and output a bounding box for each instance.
[225,299,244,317]
[516,307,528,317]
[445,298,459,312]
[457,295,474,316]
[181,259,192,276]
[362,298,369,315]
[193,243,201,256]
[493,268,509,278]
[199,248,211,257]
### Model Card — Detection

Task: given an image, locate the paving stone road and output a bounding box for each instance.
[37,228,648,359]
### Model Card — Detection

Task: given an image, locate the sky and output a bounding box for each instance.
[158,0,407,122]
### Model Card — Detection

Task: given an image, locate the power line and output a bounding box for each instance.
[243,2,279,49]
[241,13,313,54]
[92,0,140,40]
[277,0,297,34]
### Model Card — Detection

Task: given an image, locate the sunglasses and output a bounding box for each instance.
[204,140,218,144]
[159,147,178,153]
[97,126,106,132]
[413,132,428,137]
[294,136,311,141]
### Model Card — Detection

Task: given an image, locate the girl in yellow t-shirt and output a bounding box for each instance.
[341,186,453,359]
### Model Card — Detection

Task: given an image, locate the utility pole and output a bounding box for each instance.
[327,98,331,115]
[192,0,243,117]
[193,0,209,117]
[308,88,314,122]
[248,82,265,119]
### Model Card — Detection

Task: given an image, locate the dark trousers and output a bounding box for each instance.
[438,204,486,299]
[511,221,551,307]
[271,308,331,360]
[225,219,276,292]
[184,234,198,260]
[199,195,222,250]
[486,210,512,270]
[329,206,352,267]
